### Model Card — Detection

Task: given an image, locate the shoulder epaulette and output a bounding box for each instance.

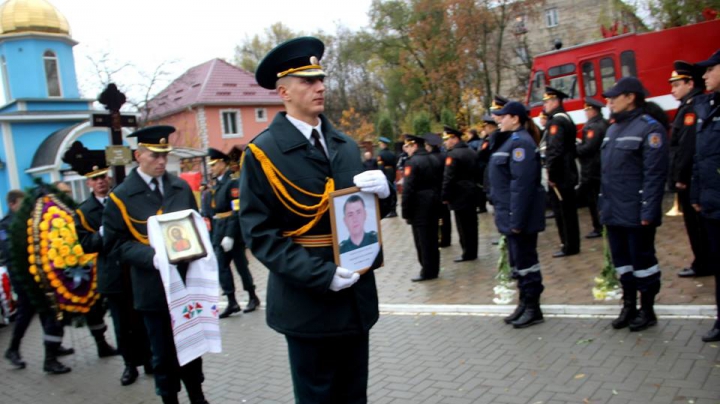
[511,133,520,140]
[642,115,658,125]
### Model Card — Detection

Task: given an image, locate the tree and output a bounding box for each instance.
[232,22,299,73]
[376,112,395,139]
[412,111,432,135]
[337,107,376,142]
[643,0,720,28]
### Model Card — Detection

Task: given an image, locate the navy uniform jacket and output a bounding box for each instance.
[670,88,703,186]
[599,109,669,227]
[441,142,479,211]
[103,169,198,311]
[377,149,397,183]
[402,149,442,225]
[691,92,720,220]
[576,114,608,183]
[545,106,579,189]
[75,195,122,294]
[0,212,13,268]
[240,112,386,338]
[488,130,546,235]
[211,172,240,247]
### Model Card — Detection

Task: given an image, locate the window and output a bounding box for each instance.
[548,64,575,77]
[620,51,637,78]
[221,110,243,138]
[581,61,597,97]
[255,108,267,122]
[529,71,545,105]
[548,75,578,99]
[545,8,559,27]
[1,56,10,102]
[43,51,62,97]
[600,57,616,93]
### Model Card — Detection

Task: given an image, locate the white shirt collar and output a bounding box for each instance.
[136,168,163,193]
[95,195,108,205]
[285,114,323,140]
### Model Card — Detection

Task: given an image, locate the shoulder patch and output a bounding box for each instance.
[481,142,488,150]
[684,113,696,126]
[445,156,453,166]
[587,129,594,139]
[404,166,412,177]
[550,125,558,136]
[648,133,663,149]
[512,148,526,162]
[231,188,239,198]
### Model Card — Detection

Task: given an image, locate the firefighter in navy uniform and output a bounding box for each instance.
[70,158,152,386]
[403,134,442,282]
[442,126,479,262]
[207,148,259,318]
[600,77,669,332]
[239,37,393,403]
[103,126,209,404]
[488,101,547,328]
[377,137,398,218]
[543,87,581,257]
[576,98,608,239]
[691,49,720,342]
[668,61,709,278]
[425,133,452,247]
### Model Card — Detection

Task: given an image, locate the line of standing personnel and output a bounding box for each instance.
[576,98,608,239]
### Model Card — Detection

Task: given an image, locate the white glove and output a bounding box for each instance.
[329,267,360,292]
[221,237,234,252]
[98,226,104,237]
[152,254,160,270]
[353,170,390,199]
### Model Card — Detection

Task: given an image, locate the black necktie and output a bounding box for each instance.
[311,129,327,157]
[151,178,163,200]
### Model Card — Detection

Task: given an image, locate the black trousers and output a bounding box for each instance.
[216,241,254,296]
[507,233,544,298]
[606,225,661,293]
[412,220,440,279]
[439,204,452,247]
[703,218,720,326]
[454,206,478,260]
[578,179,601,232]
[8,281,63,350]
[679,189,710,275]
[106,293,151,367]
[550,186,580,254]
[142,310,204,396]
[285,333,369,404]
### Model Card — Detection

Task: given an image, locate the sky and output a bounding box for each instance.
[47,0,374,102]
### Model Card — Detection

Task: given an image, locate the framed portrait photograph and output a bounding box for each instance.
[155,211,208,264]
[329,187,384,275]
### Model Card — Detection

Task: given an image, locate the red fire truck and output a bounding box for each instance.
[525,19,720,127]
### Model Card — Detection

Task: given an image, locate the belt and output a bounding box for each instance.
[213,211,233,219]
[286,233,333,248]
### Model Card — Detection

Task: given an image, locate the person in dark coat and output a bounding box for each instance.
[377,137,398,217]
[442,126,479,262]
[362,151,379,171]
[239,37,392,404]
[403,134,442,281]
[543,86,581,257]
[103,126,209,404]
[576,97,608,239]
[489,101,547,328]
[668,61,710,278]
[690,49,720,342]
[207,148,259,318]
[600,77,669,333]
[426,133,452,247]
[71,160,151,386]
[476,115,495,213]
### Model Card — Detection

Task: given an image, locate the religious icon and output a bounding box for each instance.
[329,187,384,275]
[156,211,207,264]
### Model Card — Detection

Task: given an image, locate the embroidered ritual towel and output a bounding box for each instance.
[147,209,222,366]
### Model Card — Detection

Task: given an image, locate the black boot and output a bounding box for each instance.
[219,294,241,319]
[120,365,139,386]
[612,285,638,329]
[504,291,526,324]
[629,288,658,332]
[512,296,544,329]
[4,348,26,369]
[243,290,260,313]
[95,336,119,358]
[186,383,209,404]
[161,395,180,404]
[56,345,75,356]
[43,345,71,374]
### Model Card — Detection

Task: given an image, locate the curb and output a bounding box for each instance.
[379,304,717,318]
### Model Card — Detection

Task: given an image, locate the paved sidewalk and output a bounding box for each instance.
[1,311,718,404]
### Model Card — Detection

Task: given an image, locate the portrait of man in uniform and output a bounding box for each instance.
[331,190,382,273]
[339,195,377,253]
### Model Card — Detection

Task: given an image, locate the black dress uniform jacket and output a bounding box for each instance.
[441,142,479,210]
[545,106,579,188]
[670,88,704,186]
[576,114,608,183]
[402,149,442,225]
[599,109,669,227]
[691,93,720,220]
[75,195,122,294]
[103,169,198,311]
[211,172,240,247]
[240,112,385,338]
[378,149,397,183]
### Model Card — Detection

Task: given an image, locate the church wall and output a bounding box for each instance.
[10,121,75,186]
[25,100,90,111]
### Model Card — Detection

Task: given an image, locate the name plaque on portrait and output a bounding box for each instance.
[105,145,132,166]
[329,187,384,275]
[155,211,208,264]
